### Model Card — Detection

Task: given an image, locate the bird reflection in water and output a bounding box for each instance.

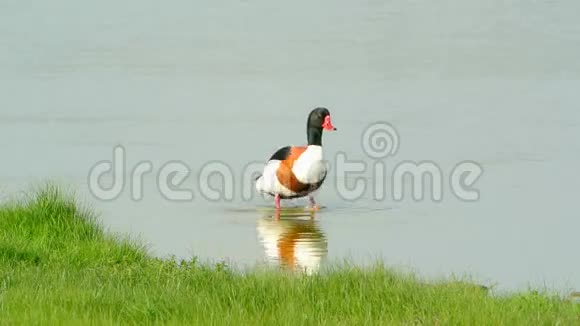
[257,208,328,274]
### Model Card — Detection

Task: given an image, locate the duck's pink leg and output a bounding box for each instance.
[275,194,281,210]
[308,196,320,210]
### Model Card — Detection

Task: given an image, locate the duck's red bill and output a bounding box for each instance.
[322,115,337,131]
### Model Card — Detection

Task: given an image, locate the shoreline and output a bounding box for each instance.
[1,186,578,324]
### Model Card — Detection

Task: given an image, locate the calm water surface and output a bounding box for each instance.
[1,1,579,292]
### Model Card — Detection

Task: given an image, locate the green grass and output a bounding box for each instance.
[0,187,578,325]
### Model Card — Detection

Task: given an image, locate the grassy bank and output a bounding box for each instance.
[0,188,578,324]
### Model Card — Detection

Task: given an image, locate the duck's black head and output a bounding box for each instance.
[307,107,336,146]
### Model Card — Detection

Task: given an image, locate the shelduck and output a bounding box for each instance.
[255,107,337,209]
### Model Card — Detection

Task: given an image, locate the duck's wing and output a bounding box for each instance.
[269,146,292,161]
[256,146,308,198]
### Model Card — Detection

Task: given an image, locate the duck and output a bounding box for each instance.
[255,107,337,209]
